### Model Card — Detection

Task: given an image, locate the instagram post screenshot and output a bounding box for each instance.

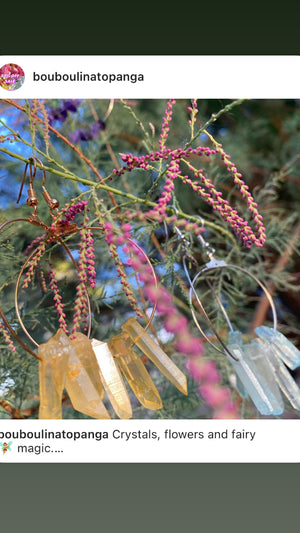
[0,56,299,463]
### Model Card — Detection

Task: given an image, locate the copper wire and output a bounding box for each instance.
[0,217,47,359]
[1,220,158,356]
[14,236,92,348]
[90,228,158,332]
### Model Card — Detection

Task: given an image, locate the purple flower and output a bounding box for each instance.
[48,108,68,124]
[47,99,80,125]
[69,130,81,144]
[90,120,106,138]
[79,129,93,141]
[90,122,101,138]
[97,119,106,131]
[62,99,81,112]
[69,129,93,143]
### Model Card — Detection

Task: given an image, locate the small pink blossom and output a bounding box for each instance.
[199,383,232,408]
[0,321,16,353]
[159,99,176,150]
[48,263,68,334]
[175,335,203,356]
[164,314,189,334]
[186,359,221,384]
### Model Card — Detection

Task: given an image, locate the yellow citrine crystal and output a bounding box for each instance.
[66,335,110,419]
[122,317,188,395]
[109,333,163,410]
[69,332,105,400]
[91,339,132,419]
[38,329,70,419]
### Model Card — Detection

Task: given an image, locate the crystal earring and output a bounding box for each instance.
[179,221,300,416]
[0,166,187,419]
[13,234,187,419]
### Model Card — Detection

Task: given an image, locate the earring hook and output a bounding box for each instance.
[183,256,239,361]
[16,158,59,218]
[171,214,238,360]
[16,157,37,205]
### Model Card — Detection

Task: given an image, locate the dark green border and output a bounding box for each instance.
[1,8,300,54]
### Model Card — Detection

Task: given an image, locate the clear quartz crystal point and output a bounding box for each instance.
[243,339,283,406]
[255,326,300,370]
[108,333,163,410]
[38,329,70,419]
[122,317,188,395]
[91,339,132,419]
[66,334,110,419]
[255,340,300,410]
[227,331,283,415]
[228,331,248,398]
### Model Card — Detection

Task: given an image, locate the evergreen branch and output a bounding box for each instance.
[250,218,300,332]
[185,99,247,148]
[120,99,153,152]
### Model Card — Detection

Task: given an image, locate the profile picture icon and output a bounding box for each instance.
[0,63,25,91]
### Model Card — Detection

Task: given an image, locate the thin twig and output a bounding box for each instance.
[185,99,247,149]
[1,98,119,208]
